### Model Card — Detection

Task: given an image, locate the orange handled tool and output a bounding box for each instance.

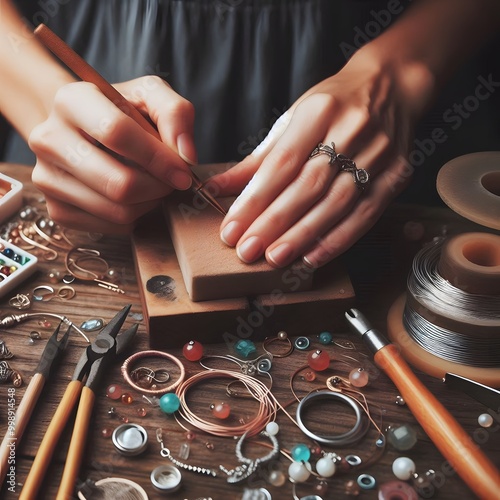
[20,305,137,500]
[346,308,500,500]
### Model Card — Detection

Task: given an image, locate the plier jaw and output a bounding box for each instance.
[71,304,132,383]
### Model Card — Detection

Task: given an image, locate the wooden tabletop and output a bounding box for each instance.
[0,163,498,500]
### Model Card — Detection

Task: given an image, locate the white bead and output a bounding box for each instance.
[315,457,336,478]
[288,461,311,483]
[266,422,280,436]
[478,413,494,428]
[392,457,416,480]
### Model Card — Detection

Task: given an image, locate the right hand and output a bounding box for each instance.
[29,76,197,233]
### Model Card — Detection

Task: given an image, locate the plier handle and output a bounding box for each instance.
[20,305,137,500]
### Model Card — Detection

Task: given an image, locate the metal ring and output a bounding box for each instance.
[357,473,376,490]
[32,285,55,301]
[296,390,370,446]
[9,293,31,310]
[121,350,185,396]
[309,142,370,191]
[262,332,294,358]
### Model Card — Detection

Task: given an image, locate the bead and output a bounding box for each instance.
[277,331,288,340]
[266,422,280,436]
[2,248,14,258]
[348,368,369,388]
[303,369,316,382]
[294,336,310,350]
[258,358,272,373]
[183,340,204,361]
[344,479,360,496]
[387,424,418,451]
[185,431,196,441]
[378,480,418,500]
[101,427,113,438]
[29,331,42,340]
[178,442,190,460]
[234,339,257,358]
[205,441,214,450]
[412,470,436,498]
[48,269,60,283]
[268,469,286,487]
[395,395,406,406]
[81,318,105,332]
[318,331,333,345]
[307,350,330,371]
[211,402,231,419]
[159,393,180,414]
[314,479,329,496]
[288,461,311,483]
[316,456,336,477]
[121,393,134,405]
[478,413,494,428]
[291,443,311,462]
[137,407,148,417]
[310,445,322,457]
[106,384,123,400]
[392,457,416,481]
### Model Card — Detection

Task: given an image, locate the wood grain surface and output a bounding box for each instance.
[0,163,498,500]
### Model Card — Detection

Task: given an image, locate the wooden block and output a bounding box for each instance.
[163,190,313,302]
[131,209,250,346]
[132,209,355,349]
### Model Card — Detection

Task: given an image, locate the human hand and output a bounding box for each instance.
[211,47,434,268]
[29,76,196,233]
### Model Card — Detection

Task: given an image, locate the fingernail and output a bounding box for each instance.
[267,243,293,268]
[237,236,263,263]
[220,220,243,247]
[177,133,197,165]
[168,169,193,190]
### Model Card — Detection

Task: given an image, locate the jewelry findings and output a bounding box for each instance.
[121,350,185,396]
[219,431,280,483]
[263,331,294,358]
[156,428,217,477]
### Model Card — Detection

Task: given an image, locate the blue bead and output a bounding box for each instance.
[291,443,311,462]
[294,336,310,350]
[234,339,257,358]
[2,248,14,259]
[159,393,180,414]
[318,331,333,345]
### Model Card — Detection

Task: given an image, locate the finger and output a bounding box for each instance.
[220,93,336,246]
[232,155,339,264]
[261,137,400,267]
[52,82,193,190]
[44,195,136,234]
[206,155,261,196]
[301,159,413,268]
[29,122,173,204]
[233,128,393,265]
[32,161,160,227]
[116,76,197,165]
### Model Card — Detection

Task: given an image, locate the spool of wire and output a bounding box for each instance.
[402,236,500,367]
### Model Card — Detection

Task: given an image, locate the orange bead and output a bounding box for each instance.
[211,402,231,419]
[183,340,204,361]
[307,350,330,371]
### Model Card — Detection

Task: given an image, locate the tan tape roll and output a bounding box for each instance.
[438,232,500,295]
[437,151,500,231]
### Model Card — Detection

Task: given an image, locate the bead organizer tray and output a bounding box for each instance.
[0,237,38,297]
[0,172,23,224]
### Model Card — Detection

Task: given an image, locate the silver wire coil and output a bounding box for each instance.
[404,238,500,367]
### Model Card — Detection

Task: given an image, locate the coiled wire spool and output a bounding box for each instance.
[388,153,500,385]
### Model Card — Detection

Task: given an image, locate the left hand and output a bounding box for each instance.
[209,46,433,268]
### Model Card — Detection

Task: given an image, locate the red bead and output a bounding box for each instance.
[307,350,330,371]
[211,402,231,419]
[106,384,123,400]
[183,340,204,361]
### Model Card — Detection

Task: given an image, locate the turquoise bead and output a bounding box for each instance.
[234,339,257,358]
[159,393,180,414]
[318,331,333,345]
[291,443,311,462]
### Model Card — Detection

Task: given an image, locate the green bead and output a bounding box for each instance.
[234,339,257,358]
[318,331,333,345]
[159,393,180,414]
[291,443,311,462]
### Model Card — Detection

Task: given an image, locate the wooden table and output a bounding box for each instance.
[0,163,498,500]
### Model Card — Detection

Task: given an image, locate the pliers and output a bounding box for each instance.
[19,305,137,500]
[0,321,70,487]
